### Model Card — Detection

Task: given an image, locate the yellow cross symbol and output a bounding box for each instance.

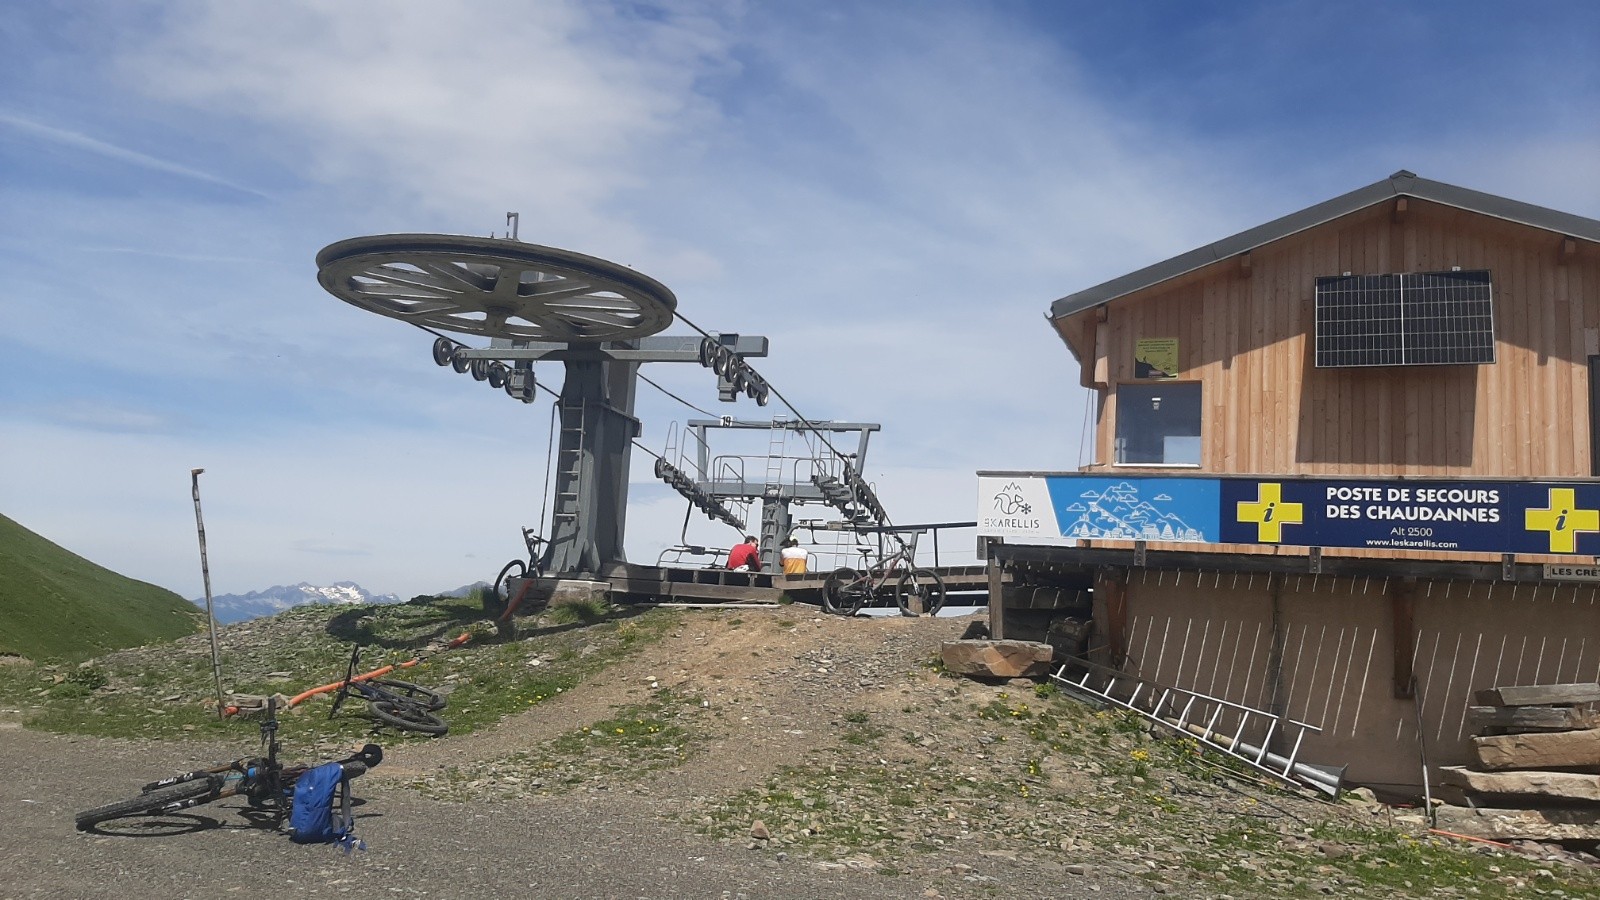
[1237,483,1303,543]
[1525,488,1600,553]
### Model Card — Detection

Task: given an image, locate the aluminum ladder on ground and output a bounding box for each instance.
[1049,657,1345,797]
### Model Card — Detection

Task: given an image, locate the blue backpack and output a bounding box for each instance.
[289,762,361,850]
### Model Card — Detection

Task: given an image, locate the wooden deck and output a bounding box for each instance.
[599,562,1002,606]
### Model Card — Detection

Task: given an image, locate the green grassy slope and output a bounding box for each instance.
[0,513,203,659]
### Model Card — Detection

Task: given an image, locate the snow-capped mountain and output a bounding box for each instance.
[193,581,403,625]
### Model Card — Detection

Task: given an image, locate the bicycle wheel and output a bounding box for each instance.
[822,567,865,616]
[369,679,447,711]
[895,568,947,617]
[76,777,219,830]
[487,559,526,615]
[369,699,449,736]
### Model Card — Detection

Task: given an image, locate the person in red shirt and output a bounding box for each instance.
[726,535,762,572]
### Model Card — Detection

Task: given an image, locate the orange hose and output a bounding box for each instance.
[1427,828,1514,849]
[499,579,534,624]
[286,631,473,707]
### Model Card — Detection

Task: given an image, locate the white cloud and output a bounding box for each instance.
[3,1,1595,600]
[118,0,739,259]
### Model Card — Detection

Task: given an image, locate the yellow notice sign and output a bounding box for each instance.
[1135,338,1179,379]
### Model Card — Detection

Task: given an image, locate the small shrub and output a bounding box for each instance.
[547,598,611,625]
[66,665,108,691]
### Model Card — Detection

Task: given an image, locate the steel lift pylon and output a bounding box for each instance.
[315,232,767,578]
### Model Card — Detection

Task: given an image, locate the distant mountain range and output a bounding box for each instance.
[193,582,403,625]
[192,580,489,624]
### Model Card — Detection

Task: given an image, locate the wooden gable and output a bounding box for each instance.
[1056,197,1599,480]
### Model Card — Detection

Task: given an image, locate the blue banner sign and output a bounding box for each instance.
[976,474,1600,556]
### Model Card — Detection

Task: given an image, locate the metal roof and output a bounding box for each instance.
[1049,171,1600,321]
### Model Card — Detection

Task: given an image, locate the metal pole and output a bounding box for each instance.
[190,469,226,719]
[1412,675,1435,827]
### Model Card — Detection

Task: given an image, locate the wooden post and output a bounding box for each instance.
[1098,568,1128,668]
[190,469,227,719]
[1264,573,1287,721]
[1392,578,1417,699]
[985,543,1006,640]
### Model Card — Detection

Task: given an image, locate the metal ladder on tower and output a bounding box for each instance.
[764,419,788,499]
[552,397,587,524]
[1049,657,1345,797]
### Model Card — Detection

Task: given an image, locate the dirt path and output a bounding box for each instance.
[1,609,1156,899]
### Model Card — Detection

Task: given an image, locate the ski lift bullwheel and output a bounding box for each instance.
[316,234,678,342]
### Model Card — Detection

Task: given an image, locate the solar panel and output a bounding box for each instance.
[1314,270,1495,367]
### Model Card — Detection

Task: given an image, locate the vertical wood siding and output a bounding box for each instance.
[1120,574,1600,790]
[1074,198,1600,562]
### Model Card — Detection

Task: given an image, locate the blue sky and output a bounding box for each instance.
[2,0,1597,598]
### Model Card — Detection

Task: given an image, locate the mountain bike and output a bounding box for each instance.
[486,526,547,616]
[75,699,382,831]
[822,542,946,617]
[328,643,449,736]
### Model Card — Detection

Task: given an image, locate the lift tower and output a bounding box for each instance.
[316,233,766,577]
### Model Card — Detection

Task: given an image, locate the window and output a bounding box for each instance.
[1115,382,1201,465]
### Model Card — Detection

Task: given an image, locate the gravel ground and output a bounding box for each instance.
[8,605,1592,899]
[0,609,1162,900]
[6,726,1126,900]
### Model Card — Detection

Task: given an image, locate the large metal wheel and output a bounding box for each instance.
[316,235,678,342]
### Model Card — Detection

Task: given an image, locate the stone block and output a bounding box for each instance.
[1467,705,1600,732]
[1438,766,1600,803]
[1434,805,1600,842]
[1474,683,1600,707]
[548,578,609,606]
[940,640,1054,679]
[1472,729,1600,770]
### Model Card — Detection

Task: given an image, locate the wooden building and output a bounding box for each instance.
[980,171,1600,794]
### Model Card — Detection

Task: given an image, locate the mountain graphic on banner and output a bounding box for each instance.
[1064,482,1203,541]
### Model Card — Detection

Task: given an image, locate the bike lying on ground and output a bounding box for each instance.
[328,643,449,736]
[75,699,382,831]
[822,542,947,618]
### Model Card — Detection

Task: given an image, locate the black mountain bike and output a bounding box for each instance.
[822,543,947,617]
[328,644,449,736]
[486,526,547,616]
[75,699,382,831]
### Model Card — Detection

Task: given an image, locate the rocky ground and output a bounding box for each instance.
[3,601,1600,898]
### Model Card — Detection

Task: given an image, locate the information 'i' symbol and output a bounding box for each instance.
[1525,489,1600,554]
[1263,503,1275,523]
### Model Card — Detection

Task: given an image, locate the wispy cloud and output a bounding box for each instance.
[45,401,173,435]
[1,1,1595,599]
[0,111,272,199]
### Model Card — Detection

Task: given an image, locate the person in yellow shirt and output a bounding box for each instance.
[779,537,809,575]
